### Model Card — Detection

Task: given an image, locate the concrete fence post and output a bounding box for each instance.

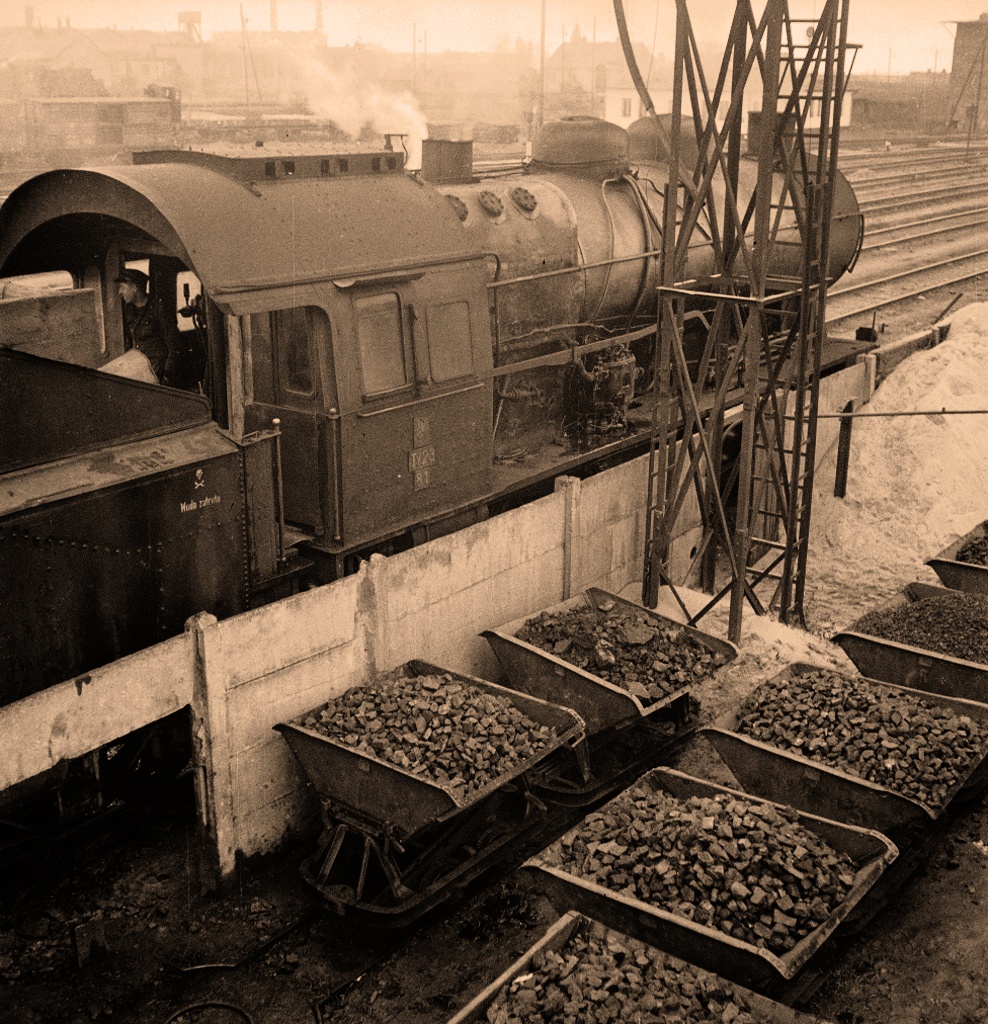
[361,554,388,675]
[555,475,582,600]
[855,351,878,402]
[185,611,238,891]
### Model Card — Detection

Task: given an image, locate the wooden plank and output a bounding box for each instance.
[0,289,103,366]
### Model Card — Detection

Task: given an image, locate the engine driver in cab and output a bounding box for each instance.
[116,267,169,384]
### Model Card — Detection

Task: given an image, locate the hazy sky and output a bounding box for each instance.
[6,1,980,74]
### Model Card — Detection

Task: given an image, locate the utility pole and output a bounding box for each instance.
[241,5,251,109]
[538,0,546,128]
[591,17,597,116]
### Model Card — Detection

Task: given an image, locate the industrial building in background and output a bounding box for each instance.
[0,3,984,175]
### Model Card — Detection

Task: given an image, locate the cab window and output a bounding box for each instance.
[249,305,327,404]
[426,300,473,382]
[355,292,410,397]
[275,307,315,395]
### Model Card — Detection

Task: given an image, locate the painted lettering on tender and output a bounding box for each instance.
[180,495,223,513]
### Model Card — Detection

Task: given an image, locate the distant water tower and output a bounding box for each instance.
[178,10,202,44]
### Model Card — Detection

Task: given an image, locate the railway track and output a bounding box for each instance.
[827,143,988,332]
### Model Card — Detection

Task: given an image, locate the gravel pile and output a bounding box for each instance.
[955,524,988,566]
[549,785,856,954]
[734,668,987,809]
[515,600,726,704]
[300,671,555,799]
[485,920,770,1024]
[853,592,988,664]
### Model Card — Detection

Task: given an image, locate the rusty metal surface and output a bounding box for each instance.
[0,348,210,474]
[833,631,988,703]
[1,430,248,703]
[702,662,988,841]
[447,911,836,1024]
[524,767,896,995]
[482,588,737,737]
[275,660,586,841]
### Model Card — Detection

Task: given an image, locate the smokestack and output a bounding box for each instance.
[24,5,34,28]
[270,0,277,32]
[315,0,323,32]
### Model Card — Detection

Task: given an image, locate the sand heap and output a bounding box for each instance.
[806,303,988,630]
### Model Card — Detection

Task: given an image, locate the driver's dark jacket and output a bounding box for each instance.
[123,298,169,380]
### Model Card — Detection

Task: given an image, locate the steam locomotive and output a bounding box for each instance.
[0,116,863,710]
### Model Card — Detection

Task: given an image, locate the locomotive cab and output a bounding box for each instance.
[0,149,501,576]
[237,258,496,573]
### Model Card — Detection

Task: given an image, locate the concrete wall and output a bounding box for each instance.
[191,573,370,866]
[0,633,194,791]
[217,489,577,866]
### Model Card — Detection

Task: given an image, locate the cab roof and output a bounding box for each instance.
[0,153,479,305]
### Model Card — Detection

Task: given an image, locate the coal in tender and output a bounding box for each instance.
[300,671,555,799]
[734,668,988,810]
[515,600,726,704]
[548,786,857,955]
[853,591,988,664]
[955,523,988,566]
[486,920,767,1024]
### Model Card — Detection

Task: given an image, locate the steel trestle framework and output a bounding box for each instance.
[641,0,852,642]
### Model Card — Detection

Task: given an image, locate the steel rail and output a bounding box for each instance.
[854,168,988,189]
[830,247,988,299]
[849,163,988,188]
[859,216,988,252]
[856,180,988,211]
[839,144,988,165]
[827,251,988,324]
[864,206,988,238]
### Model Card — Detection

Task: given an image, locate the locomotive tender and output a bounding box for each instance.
[0,116,863,708]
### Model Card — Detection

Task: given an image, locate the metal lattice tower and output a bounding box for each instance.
[642,0,852,643]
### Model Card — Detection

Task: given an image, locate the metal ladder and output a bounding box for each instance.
[641,0,853,643]
[741,6,851,627]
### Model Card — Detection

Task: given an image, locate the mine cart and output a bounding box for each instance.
[524,767,896,997]
[703,662,988,841]
[275,660,586,925]
[926,520,988,595]
[482,588,737,797]
[447,911,836,1024]
[834,587,988,703]
[701,662,988,933]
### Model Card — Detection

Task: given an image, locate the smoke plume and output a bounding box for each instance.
[295,58,429,169]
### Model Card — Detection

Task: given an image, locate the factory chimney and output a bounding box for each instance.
[24,5,34,28]
[270,0,277,32]
[315,0,323,32]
